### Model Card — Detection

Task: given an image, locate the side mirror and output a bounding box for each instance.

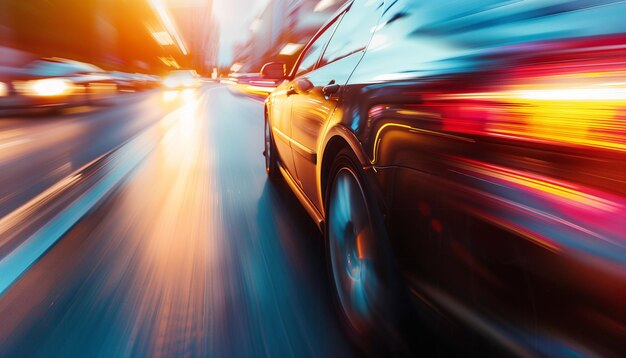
[260,62,286,80]
[294,78,314,94]
[287,78,314,96]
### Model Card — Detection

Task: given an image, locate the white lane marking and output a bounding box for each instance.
[0,167,90,237]
[0,87,220,295]
[0,130,158,294]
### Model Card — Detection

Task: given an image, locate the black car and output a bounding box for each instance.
[0,57,117,110]
[263,0,626,355]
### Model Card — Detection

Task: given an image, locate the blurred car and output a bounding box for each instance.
[108,71,139,92]
[108,72,160,92]
[162,70,200,89]
[226,68,285,98]
[263,0,626,355]
[225,72,257,84]
[0,57,117,109]
[138,73,162,89]
[232,70,284,87]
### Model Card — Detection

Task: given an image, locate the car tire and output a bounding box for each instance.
[324,148,411,354]
[264,115,279,180]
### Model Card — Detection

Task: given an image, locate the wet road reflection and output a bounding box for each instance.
[0,86,355,357]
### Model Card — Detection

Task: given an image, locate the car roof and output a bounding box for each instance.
[40,57,103,70]
[29,58,103,72]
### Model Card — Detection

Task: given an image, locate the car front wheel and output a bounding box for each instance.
[264,115,279,180]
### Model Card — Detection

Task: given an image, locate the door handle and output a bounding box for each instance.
[322,83,340,96]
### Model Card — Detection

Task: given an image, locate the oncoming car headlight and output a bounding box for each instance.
[182,77,195,87]
[28,78,74,96]
[163,77,178,89]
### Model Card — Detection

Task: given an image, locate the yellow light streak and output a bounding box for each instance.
[149,0,188,55]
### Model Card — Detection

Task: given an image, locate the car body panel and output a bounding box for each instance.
[277,0,385,212]
[266,0,626,355]
[268,80,300,178]
[289,53,366,210]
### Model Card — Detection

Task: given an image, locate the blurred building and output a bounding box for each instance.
[168,0,219,75]
[0,1,146,71]
[0,0,219,75]
[233,0,346,72]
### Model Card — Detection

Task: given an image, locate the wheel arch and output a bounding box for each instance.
[318,126,372,219]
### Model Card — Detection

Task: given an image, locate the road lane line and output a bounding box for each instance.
[0,87,218,295]
[0,158,102,237]
[0,130,158,295]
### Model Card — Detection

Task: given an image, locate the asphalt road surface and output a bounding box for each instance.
[0,85,356,357]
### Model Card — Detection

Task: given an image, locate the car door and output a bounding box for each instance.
[268,76,299,178]
[73,63,116,103]
[274,13,343,185]
[288,0,384,211]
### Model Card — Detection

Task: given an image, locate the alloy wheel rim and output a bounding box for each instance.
[328,168,379,331]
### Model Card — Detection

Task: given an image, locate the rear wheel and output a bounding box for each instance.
[264,115,279,180]
[325,149,409,353]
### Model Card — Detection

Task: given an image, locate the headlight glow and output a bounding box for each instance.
[29,78,73,96]
[182,78,195,87]
[162,90,178,101]
[0,82,7,97]
[163,78,178,88]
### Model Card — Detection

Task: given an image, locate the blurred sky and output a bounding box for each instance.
[212,0,269,66]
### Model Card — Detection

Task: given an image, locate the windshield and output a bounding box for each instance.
[167,70,197,79]
[25,60,101,77]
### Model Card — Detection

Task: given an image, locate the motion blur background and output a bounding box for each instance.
[0,1,364,357]
[0,0,348,77]
[0,0,218,75]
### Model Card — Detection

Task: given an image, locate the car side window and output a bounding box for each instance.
[294,15,341,77]
[320,0,382,66]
